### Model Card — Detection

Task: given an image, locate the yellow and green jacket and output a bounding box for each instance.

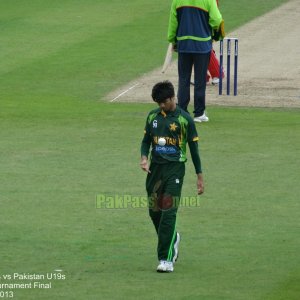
[168,0,222,53]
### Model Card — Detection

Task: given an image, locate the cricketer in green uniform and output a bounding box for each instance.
[140,81,204,272]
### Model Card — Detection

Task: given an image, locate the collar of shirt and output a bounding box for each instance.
[160,105,181,118]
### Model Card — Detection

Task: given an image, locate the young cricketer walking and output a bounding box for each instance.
[140,81,204,272]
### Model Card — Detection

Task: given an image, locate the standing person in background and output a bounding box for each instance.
[168,0,225,123]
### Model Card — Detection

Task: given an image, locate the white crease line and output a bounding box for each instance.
[110,83,140,102]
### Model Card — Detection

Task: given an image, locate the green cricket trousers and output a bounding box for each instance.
[146,161,185,261]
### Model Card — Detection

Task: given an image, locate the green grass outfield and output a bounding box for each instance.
[1,0,299,299]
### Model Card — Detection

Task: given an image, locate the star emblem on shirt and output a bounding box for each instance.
[169,122,178,131]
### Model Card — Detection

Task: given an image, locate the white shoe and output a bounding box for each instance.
[211,77,219,85]
[173,232,180,263]
[157,260,174,273]
[194,112,209,123]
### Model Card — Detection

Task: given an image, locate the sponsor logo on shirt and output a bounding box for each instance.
[155,145,177,154]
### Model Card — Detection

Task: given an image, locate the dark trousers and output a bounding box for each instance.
[146,162,185,261]
[177,52,211,117]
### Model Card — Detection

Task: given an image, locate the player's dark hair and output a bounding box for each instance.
[151,81,175,103]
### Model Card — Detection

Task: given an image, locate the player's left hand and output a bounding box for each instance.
[197,174,204,195]
[212,20,225,41]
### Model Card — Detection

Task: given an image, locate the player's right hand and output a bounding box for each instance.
[140,158,151,173]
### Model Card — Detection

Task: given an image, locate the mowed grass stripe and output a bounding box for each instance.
[1,2,169,101]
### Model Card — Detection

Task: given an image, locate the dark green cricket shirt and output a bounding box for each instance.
[141,105,202,173]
